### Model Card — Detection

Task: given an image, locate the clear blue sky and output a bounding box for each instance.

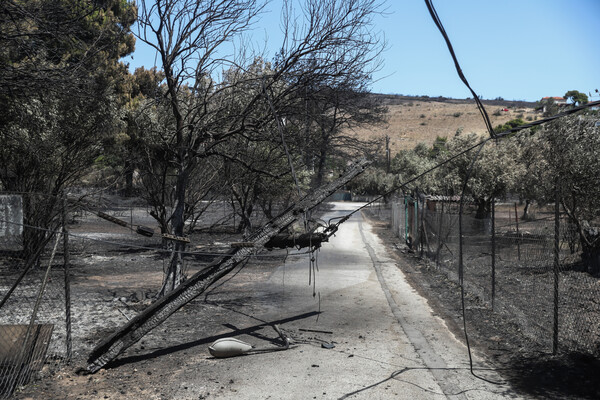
[125,0,600,102]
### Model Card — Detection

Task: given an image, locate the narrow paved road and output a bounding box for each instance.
[177,202,525,399]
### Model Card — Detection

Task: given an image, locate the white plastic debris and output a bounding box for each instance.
[208,338,254,358]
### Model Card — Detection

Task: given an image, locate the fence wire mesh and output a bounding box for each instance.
[0,190,293,398]
[379,196,599,358]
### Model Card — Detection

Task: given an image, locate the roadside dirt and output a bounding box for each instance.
[11,244,294,400]
[363,211,600,400]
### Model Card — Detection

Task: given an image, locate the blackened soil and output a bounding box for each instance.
[364,210,600,400]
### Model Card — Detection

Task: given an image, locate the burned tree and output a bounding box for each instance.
[134,0,267,295]
[133,0,385,296]
[305,89,387,188]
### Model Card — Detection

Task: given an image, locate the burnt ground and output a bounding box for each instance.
[8,239,296,400]
[363,211,600,400]
[1,200,299,399]
[3,203,599,399]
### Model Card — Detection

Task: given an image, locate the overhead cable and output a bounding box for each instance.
[424,0,495,138]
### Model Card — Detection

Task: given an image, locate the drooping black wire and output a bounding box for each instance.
[456,141,505,384]
[424,0,495,138]
[423,0,506,383]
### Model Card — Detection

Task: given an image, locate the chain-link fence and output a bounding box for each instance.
[1,193,69,397]
[377,194,600,357]
[0,189,296,398]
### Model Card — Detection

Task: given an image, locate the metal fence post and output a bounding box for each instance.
[419,194,425,257]
[514,202,521,261]
[62,195,72,362]
[435,201,444,268]
[414,196,418,249]
[553,187,560,354]
[457,194,464,288]
[404,195,408,242]
[491,198,496,311]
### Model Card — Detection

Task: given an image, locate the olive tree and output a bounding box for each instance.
[440,133,523,218]
[544,115,600,273]
[564,90,588,106]
[0,0,135,257]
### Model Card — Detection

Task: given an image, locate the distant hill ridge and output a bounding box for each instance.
[372,93,538,109]
[349,94,540,153]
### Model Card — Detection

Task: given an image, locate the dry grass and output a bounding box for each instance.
[349,97,539,154]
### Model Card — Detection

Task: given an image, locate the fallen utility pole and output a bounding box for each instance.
[230,232,328,250]
[87,158,370,372]
[264,232,329,250]
[97,211,154,237]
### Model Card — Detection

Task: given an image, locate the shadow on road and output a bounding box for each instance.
[105,311,320,369]
[503,351,600,399]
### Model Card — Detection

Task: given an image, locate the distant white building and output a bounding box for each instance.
[541,96,567,105]
[540,96,567,113]
[0,195,23,247]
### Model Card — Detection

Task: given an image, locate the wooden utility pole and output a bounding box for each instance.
[87,159,370,372]
[385,135,391,173]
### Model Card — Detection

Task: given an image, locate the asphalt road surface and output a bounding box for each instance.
[172,202,526,399]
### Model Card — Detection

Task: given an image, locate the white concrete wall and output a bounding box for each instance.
[0,195,23,238]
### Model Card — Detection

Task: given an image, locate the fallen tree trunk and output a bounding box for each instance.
[87,158,369,372]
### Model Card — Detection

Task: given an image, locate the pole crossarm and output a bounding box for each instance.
[86,158,370,372]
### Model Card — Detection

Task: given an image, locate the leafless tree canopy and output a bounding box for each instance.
[129,0,386,295]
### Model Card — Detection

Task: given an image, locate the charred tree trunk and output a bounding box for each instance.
[123,158,135,196]
[314,146,327,189]
[86,159,369,373]
[158,70,187,297]
[158,164,188,297]
[259,198,274,220]
[475,197,491,220]
[522,199,531,220]
[237,202,253,235]
[581,226,600,275]
[158,241,185,297]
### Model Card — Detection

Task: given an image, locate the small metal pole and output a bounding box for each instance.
[491,198,496,310]
[459,202,463,286]
[435,201,444,268]
[414,196,418,248]
[62,195,72,362]
[553,187,560,354]
[419,194,425,257]
[404,196,409,242]
[15,229,62,387]
[514,202,521,261]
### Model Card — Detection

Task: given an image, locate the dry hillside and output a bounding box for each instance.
[350,95,539,155]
